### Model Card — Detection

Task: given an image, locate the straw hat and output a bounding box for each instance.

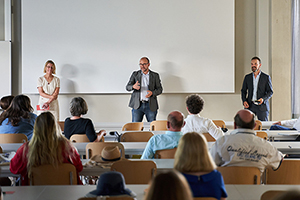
[101,146,121,162]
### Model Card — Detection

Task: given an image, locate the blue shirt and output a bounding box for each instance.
[0,112,37,140]
[141,131,183,159]
[183,170,227,200]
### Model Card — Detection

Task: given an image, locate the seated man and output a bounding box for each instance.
[270,117,300,131]
[210,109,283,173]
[181,94,224,140]
[141,111,185,159]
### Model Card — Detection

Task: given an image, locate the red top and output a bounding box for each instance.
[10,142,83,185]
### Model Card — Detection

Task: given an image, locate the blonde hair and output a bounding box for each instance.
[144,170,193,200]
[26,112,74,177]
[174,132,216,173]
[43,60,56,74]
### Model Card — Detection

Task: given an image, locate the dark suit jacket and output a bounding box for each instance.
[241,71,273,112]
[126,70,163,111]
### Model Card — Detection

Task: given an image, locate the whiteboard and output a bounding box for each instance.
[21,0,234,94]
[0,41,11,98]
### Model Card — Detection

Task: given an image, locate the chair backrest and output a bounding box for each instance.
[70,134,90,143]
[154,148,177,159]
[212,120,226,128]
[0,133,28,143]
[120,131,153,142]
[256,131,268,140]
[86,142,125,159]
[150,120,168,131]
[30,163,77,185]
[194,198,218,200]
[254,120,262,130]
[217,166,261,184]
[58,121,65,131]
[260,190,285,200]
[266,160,300,184]
[111,160,157,184]
[122,122,143,131]
[202,133,216,142]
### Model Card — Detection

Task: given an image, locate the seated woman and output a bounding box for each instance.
[144,170,193,200]
[64,97,106,142]
[0,95,14,111]
[0,95,36,140]
[10,112,83,185]
[174,132,227,200]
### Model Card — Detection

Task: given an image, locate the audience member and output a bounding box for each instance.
[181,94,224,139]
[141,111,185,159]
[85,171,136,198]
[270,117,300,131]
[10,112,83,185]
[174,132,227,200]
[144,170,193,200]
[0,95,14,110]
[210,109,283,173]
[274,190,300,200]
[64,97,106,142]
[0,95,37,140]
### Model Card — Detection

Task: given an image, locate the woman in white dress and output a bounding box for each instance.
[37,60,60,120]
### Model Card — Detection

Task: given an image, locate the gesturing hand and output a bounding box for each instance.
[133,81,140,90]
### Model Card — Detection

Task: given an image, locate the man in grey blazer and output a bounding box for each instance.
[241,57,273,121]
[126,57,163,122]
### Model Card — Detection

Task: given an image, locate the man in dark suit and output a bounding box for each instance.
[241,56,273,121]
[126,57,163,122]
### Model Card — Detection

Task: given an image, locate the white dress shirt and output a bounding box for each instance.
[181,114,224,140]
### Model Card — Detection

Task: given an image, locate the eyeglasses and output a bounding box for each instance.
[139,63,149,66]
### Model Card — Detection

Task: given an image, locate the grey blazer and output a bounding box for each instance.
[241,71,273,112]
[126,70,163,112]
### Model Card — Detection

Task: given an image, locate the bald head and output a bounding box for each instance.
[167,111,185,131]
[234,109,255,129]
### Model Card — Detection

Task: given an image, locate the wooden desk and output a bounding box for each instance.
[2,184,300,200]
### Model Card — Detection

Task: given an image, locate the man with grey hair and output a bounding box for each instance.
[141,111,185,159]
[210,109,283,173]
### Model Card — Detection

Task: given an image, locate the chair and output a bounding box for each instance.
[256,131,268,140]
[150,120,168,131]
[58,121,65,131]
[154,148,177,159]
[266,160,300,184]
[202,133,216,142]
[120,131,153,142]
[111,160,157,184]
[86,142,125,159]
[0,133,27,143]
[122,122,143,131]
[260,190,285,200]
[0,146,2,153]
[194,198,218,200]
[217,166,261,184]
[254,120,262,130]
[70,134,90,143]
[30,163,77,185]
[212,120,226,128]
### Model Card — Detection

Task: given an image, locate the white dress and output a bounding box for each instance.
[37,76,60,120]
